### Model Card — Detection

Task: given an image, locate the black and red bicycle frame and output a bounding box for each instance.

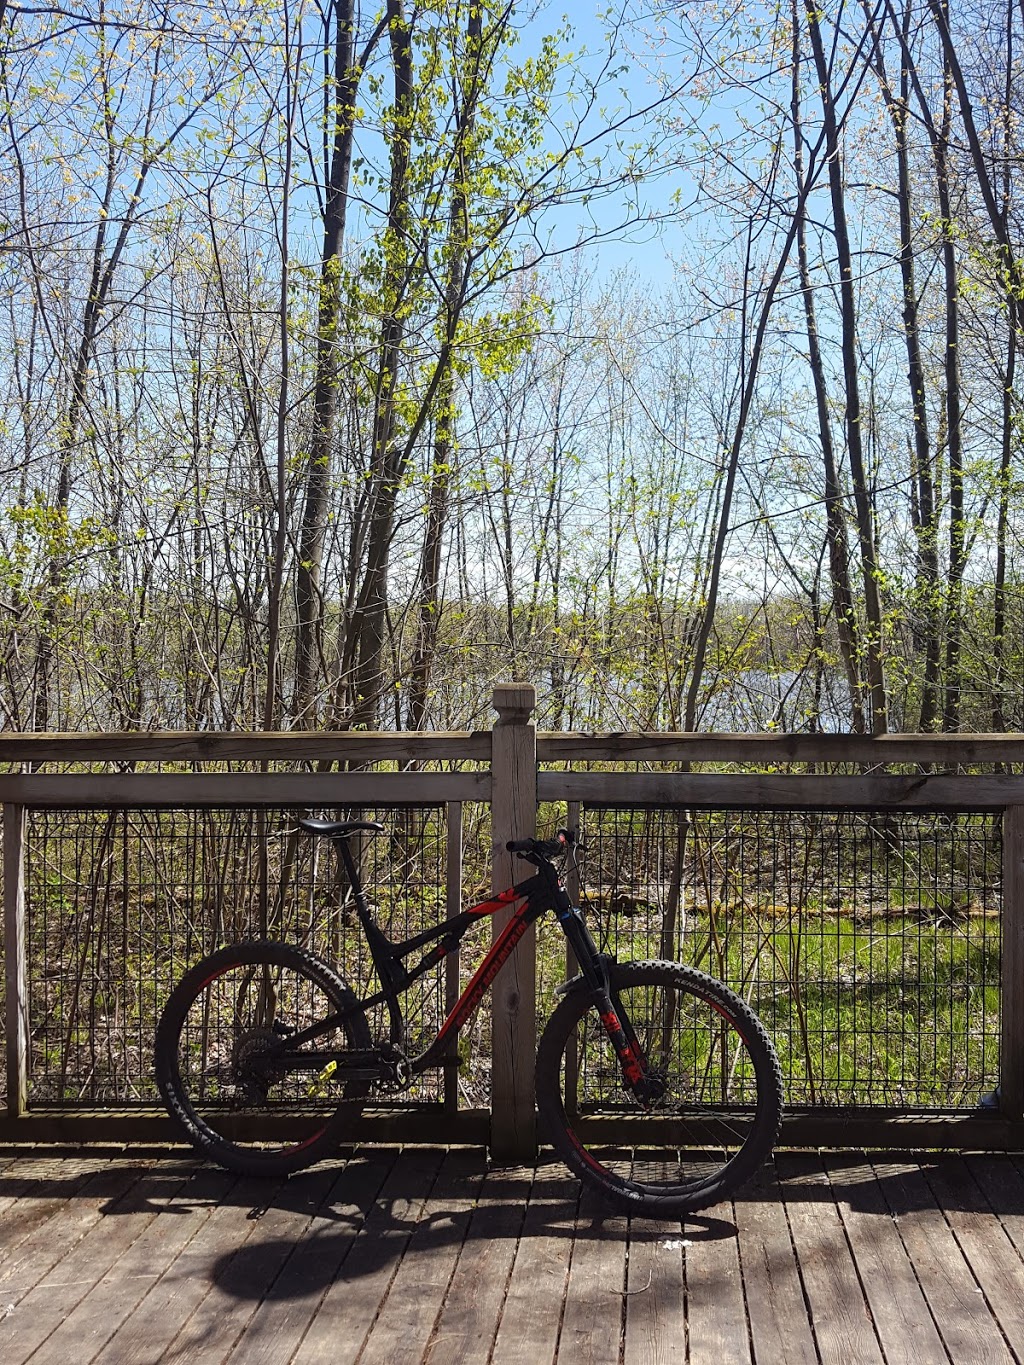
[276,827,655,1099]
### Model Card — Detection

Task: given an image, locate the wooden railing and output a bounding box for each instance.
[3,682,1024,1157]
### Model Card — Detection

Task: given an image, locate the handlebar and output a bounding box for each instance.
[506,829,579,859]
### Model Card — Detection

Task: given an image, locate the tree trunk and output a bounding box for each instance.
[932,44,965,732]
[293,4,386,724]
[805,0,887,735]
[344,0,415,731]
[792,0,865,733]
[868,0,942,729]
[406,2,484,732]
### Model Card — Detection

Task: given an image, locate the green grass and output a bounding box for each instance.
[537,907,1001,1110]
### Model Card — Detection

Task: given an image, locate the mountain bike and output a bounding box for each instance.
[155,820,783,1216]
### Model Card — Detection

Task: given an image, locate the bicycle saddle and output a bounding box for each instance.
[298,818,386,839]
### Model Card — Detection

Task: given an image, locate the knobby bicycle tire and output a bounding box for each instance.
[155,940,371,1177]
[535,959,783,1217]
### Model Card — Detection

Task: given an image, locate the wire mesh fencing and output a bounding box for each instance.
[20,805,498,1110]
[535,807,1002,1109]
[10,798,1007,1118]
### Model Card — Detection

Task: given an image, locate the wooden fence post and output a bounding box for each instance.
[490,682,537,1162]
[444,800,463,1114]
[4,805,28,1119]
[1002,805,1024,1120]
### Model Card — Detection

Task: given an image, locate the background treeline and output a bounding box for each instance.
[1,0,1023,736]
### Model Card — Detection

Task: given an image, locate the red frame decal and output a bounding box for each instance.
[433,896,530,1048]
[465,886,523,919]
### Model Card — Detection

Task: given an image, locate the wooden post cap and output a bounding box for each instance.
[492,683,536,723]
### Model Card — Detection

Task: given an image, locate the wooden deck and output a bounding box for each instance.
[2,1145,1024,1363]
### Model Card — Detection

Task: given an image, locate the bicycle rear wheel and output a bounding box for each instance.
[536,960,783,1217]
[155,940,371,1177]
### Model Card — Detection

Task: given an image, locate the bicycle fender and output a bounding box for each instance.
[554,971,588,999]
[556,949,618,999]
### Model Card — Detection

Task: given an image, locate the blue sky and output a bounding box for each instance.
[516,1,688,286]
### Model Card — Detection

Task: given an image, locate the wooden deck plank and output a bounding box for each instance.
[0,1151,129,1247]
[19,1161,210,1365]
[871,1157,1015,1365]
[2,1148,1022,1365]
[217,1149,396,1365]
[682,1200,751,1365]
[0,1152,122,1267]
[221,1152,395,1365]
[422,1164,531,1364]
[921,1157,1024,1359]
[731,1160,818,1365]
[0,1162,175,1364]
[90,1169,283,1365]
[489,1162,579,1365]
[776,1154,884,1364]
[358,1149,486,1365]
[967,1153,1024,1258]
[290,1146,446,1365]
[162,1162,347,1363]
[823,1154,949,1365]
[0,1152,36,1214]
[0,1158,156,1300]
[621,1218,687,1365]
[557,1189,628,1365]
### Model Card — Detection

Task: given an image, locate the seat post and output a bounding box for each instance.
[334,834,374,924]
[332,831,407,1039]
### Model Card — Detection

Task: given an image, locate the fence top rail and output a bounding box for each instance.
[0,729,1022,766]
[537,732,1024,764]
[0,731,491,763]
[0,770,488,808]
[0,769,1021,812]
[540,770,1024,810]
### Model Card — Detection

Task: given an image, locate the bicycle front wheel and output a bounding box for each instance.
[536,960,783,1217]
[155,941,372,1177]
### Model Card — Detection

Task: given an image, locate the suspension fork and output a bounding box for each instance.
[556,900,656,1103]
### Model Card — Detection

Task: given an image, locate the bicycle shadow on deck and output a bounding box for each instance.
[190,1154,735,1301]
[3,1144,1017,1284]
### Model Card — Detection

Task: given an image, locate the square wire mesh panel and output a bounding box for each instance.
[555,807,1002,1109]
[23,806,463,1108]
